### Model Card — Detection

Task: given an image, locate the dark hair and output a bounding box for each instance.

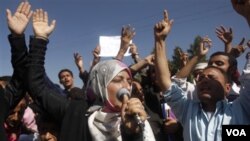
[58,69,73,79]
[0,76,12,82]
[209,51,239,85]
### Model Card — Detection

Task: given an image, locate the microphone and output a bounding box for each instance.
[117,88,145,128]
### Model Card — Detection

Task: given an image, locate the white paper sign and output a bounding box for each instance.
[99,36,131,57]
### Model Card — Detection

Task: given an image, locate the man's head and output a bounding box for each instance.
[58,69,74,90]
[208,51,238,84]
[192,62,208,82]
[196,66,231,106]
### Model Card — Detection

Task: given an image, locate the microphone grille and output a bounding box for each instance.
[117,88,130,101]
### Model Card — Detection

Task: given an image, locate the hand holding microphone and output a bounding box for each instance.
[117,88,146,132]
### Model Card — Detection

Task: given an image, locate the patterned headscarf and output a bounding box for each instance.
[87,60,131,104]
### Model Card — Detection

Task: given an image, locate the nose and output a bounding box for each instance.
[123,80,132,92]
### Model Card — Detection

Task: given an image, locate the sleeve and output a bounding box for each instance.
[163,84,190,123]
[5,34,28,110]
[236,65,250,118]
[27,36,69,122]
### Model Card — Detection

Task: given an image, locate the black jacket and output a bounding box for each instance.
[0,34,28,141]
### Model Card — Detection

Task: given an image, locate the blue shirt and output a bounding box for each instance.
[163,71,250,141]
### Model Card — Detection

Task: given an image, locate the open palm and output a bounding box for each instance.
[32,9,56,38]
[7,2,32,35]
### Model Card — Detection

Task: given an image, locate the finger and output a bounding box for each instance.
[74,53,77,58]
[23,2,31,15]
[169,19,174,26]
[27,10,33,20]
[33,10,38,23]
[6,9,12,21]
[38,9,43,21]
[44,11,48,23]
[239,37,245,45]
[21,1,28,14]
[215,28,223,34]
[215,30,222,36]
[48,20,56,32]
[229,27,233,34]
[220,25,226,32]
[16,2,24,13]
[163,10,168,22]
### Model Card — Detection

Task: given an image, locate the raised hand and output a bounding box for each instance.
[32,9,56,39]
[154,10,174,41]
[145,54,155,66]
[92,45,101,58]
[90,45,101,70]
[121,25,135,45]
[74,52,84,72]
[198,36,212,57]
[115,25,136,61]
[6,1,33,35]
[215,26,233,45]
[129,43,138,55]
[178,49,189,67]
[230,38,248,58]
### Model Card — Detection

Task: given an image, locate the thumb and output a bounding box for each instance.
[6,9,12,21]
[48,20,56,34]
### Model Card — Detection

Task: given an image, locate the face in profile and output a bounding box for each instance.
[196,67,231,104]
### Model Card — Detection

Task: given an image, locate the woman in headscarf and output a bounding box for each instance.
[87,60,155,141]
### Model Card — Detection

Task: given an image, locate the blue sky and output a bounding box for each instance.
[0,0,249,88]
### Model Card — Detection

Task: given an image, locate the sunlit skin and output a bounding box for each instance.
[103,70,132,112]
[59,71,74,90]
[40,132,57,141]
[196,67,231,112]
[0,80,8,89]
[38,119,58,141]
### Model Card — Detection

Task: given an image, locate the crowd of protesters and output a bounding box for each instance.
[1,0,250,141]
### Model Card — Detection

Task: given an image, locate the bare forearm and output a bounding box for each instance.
[225,43,232,53]
[129,59,148,74]
[115,42,129,61]
[154,39,171,91]
[175,55,200,78]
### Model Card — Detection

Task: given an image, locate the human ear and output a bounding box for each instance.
[224,83,232,97]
